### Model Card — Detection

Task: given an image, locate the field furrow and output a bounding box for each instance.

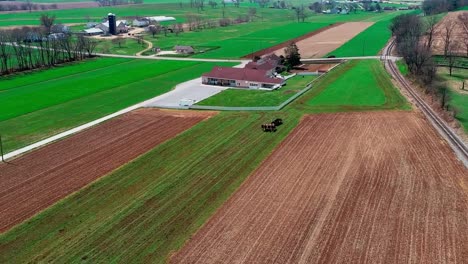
[172,111,468,264]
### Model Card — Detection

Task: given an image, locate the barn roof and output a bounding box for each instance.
[203,66,283,84]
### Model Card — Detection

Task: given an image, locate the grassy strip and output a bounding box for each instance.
[0,111,301,263]
[197,75,316,107]
[0,60,235,152]
[288,60,409,112]
[396,59,409,76]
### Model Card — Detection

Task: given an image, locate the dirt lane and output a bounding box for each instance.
[172,111,468,264]
[0,109,214,233]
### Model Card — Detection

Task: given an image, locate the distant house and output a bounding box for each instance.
[174,45,195,54]
[133,18,150,27]
[83,28,104,36]
[202,66,284,90]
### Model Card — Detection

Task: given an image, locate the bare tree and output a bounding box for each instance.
[148,24,160,37]
[424,15,438,51]
[446,42,459,76]
[459,13,468,56]
[40,14,56,33]
[442,18,455,57]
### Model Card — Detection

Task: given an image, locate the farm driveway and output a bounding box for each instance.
[145,61,248,108]
[144,78,228,108]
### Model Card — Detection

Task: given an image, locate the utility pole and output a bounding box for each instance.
[0,135,4,162]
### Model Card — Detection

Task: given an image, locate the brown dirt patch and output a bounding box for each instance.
[172,111,468,264]
[241,23,343,59]
[273,22,374,58]
[431,11,468,55]
[0,108,214,233]
[291,63,338,73]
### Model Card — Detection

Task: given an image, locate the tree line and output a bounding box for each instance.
[422,0,467,15]
[0,26,97,76]
[390,12,467,116]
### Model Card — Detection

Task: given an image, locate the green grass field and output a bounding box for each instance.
[94,38,149,55]
[304,60,409,111]
[0,58,235,152]
[438,67,468,131]
[326,11,416,57]
[197,75,316,107]
[0,110,302,263]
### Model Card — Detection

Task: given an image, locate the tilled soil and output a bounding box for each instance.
[241,23,343,59]
[0,109,214,233]
[172,111,468,264]
[273,22,373,58]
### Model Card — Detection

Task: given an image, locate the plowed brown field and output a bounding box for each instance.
[172,111,468,264]
[0,109,214,233]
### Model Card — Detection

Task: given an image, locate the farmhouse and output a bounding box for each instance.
[245,53,283,74]
[174,45,195,54]
[202,66,284,89]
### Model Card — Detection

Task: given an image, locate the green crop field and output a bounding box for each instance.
[304,60,409,111]
[197,75,316,107]
[0,58,235,152]
[326,11,416,57]
[0,110,302,263]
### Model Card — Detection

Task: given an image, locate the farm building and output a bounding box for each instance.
[83,28,104,35]
[95,20,128,34]
[133,18,150,27]
[146,16,176,22]
[174,45,195,54]
[202,66,284,90]
[245,53,283,74]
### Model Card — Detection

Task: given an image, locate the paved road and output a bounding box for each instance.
[95,53,249,63]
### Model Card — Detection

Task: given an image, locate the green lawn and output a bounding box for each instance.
[0,58,235,152]
[197,75,316,107]
[95,38,149,55]
[304,60,409,111]
[0,110,302,263]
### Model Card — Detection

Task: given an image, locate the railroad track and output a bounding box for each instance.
[384,40,468,164]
